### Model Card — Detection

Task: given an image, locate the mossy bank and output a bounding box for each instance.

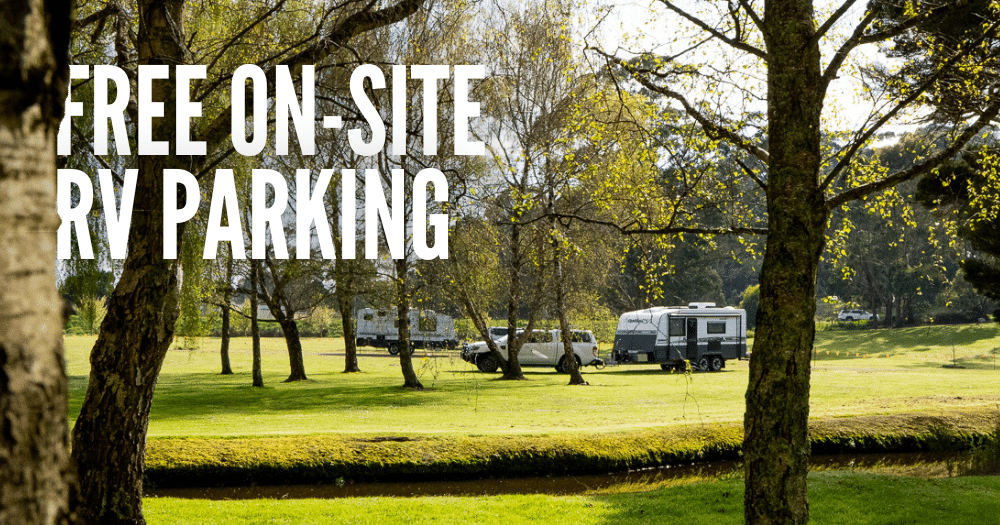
[144,408,998,487]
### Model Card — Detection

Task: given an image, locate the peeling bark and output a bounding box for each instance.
[0,0,76,523]
[70,1,190,523]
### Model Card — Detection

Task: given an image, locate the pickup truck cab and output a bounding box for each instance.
[461,329,602,373]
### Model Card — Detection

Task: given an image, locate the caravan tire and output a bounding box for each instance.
[477,354,499,373]
[696,356,710,372]
[709,355,724,372]
[388,343,400,356]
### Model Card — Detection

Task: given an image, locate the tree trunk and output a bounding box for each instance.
[256,262,308,382]
[0,0,75,522]
[336,259,360,373]
[219,252,234,375]
[277,318,307,382]
[394,259,423,389]
[251,263,264,388]
[552,205,585,385]
[338,285,360,373]
[71,2,190,522]
[500,225,525,380]
[744,2,825,524]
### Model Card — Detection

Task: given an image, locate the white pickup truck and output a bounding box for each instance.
[461,329,602,373]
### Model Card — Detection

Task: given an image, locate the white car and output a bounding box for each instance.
[461,329,602,373]
[837,309,875,322]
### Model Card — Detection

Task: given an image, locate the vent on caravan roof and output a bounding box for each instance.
[688,302,717,309]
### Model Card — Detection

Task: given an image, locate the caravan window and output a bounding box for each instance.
[669,318,686,337]
[707,321,727,334]
[418,315,437,332]
[363,313,373,321]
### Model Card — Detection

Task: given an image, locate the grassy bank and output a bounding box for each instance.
[143,471,1000,525]
[142,409,998,487]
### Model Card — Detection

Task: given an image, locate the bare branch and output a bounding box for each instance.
[72,3,118,32]
[813,0,860,44]
[822,0,970,85]
[656,0,767,60]
[548,212,768,236]
[735,155,767,190]
[822,18,1000,189]
[826,95,1000,209]
[196,0,425,148]
[203,0,287,76]
[737,0,764,33]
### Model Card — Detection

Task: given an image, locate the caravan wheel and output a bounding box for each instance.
[388,343,400,356]
[709,356,724,372]
[696,356,710,372]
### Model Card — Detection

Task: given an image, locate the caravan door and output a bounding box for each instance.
[686,317,698,360]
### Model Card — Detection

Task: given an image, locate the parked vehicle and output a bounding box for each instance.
[355,308,458,354]
[837,309,875,322]
[486,326,508,341]
[608,303,748,372]
[461,329,602,373]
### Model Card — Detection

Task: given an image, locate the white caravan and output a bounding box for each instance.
[355,308,459,354]
[609,303,748,372]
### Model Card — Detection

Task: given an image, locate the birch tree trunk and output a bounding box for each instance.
[0,0,75,523]
[70,1,190,522]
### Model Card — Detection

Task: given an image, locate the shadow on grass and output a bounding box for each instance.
[897,358,1000,371]
[68,371,450,422]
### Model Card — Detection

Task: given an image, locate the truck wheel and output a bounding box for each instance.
[709,356,724,372]
[696,356,710,372]
[556,355,581,374]
[388,343,399,356]
[477,354,499,373]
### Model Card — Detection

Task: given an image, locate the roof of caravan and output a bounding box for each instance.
[620,305,744,318]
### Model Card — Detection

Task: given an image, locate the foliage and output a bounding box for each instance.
[64,297,107,335]
[739,285,760,329]
[917,153,1000,325]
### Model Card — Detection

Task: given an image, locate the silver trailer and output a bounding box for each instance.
[355,307,459,355]
[608,303,748,372]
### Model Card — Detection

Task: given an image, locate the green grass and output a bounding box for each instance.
[64,323,1000,438]
[143,471,1000,525]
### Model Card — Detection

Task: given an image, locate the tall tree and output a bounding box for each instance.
[0,0,75,523]
[68,1,427,522]
[600,1,1000,523]
[917,154,1000,324]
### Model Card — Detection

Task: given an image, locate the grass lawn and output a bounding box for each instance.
[143,471,1000,525]
[65,323,1000,438]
